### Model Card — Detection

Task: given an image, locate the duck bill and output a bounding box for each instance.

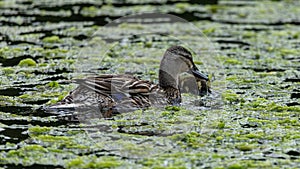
[189,67,209,81]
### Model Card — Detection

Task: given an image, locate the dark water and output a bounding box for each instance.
[0,0,300,168]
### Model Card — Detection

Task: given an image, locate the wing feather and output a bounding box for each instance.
[74,74,158,106]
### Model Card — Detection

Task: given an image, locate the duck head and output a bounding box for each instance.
[159,46,208,90]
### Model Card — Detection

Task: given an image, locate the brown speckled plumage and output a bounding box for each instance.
[50,46,209,117]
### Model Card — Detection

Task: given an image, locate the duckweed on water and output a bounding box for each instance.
[228,163,244,169]
[28,126,52,135]
[18,94,31,99]
[215,136,223,142]
[224,58,242,65]
[18,58,36,67]
[6,145,48,157]
[217,121,226,129]
[2,67,15,74]
[1,0,300,168]
[34,135,71,143]
[176,131,204,148]
[47,81,60,88]
[222,91,240,103]
[2,145,75,166]
[165,106,181,111]
[245,98,300,112]
[30,134,90,151]
[66,156,123,169]
[42,36,61,43]
[235,143,255,151]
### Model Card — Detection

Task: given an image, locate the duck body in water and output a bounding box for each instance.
[49,46,209,117]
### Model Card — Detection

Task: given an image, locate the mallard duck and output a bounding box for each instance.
[49,46,209,117]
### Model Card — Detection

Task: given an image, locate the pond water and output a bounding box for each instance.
[0,0,300,168]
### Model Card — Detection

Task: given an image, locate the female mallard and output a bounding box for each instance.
[50,46,209,117]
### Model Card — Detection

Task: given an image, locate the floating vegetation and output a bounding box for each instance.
[0,0,300,168]
[18,58,37,67]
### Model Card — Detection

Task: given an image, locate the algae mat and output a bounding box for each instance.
[0,0,300,168]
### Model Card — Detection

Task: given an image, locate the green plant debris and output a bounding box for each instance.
[18,58,37,67]
[225,58,242,65]
[1,0,300,168]
[28,126,52,135]
[42,36,61,43]
[2,67,15,74]
[235,143,255,151]
[165,106,181,111]
[66,156,123,169]
[228,163,244,169]
[222,91,240,103]
[47,81,60,88]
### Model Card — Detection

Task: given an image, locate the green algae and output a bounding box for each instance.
[206,5,227,14]
[47,81,60,88]
[3,145,49,166]
[235,143,255,151]
[153,166,186,169]
[66,156,123,169]
[34,135,71,142]
[173,131,204,148]
[2,67,15,74]
[0,0,300,168]
[6,145,48,158]
[29,133,90,151]
[66,158,85,169]
[81,6,99,17]
[42,36,62,43]
[224,59,242,65]
[227,163,244,169]
[28,126,51,135]
[244,98,300,112]
[165,106,181,111]
[222,91,240,103]
[18,58,37,67]
[1,144,76,166]
[202,27,216,35]
[216,121,226,129]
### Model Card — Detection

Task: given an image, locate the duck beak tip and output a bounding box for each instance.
[191,67,209,81]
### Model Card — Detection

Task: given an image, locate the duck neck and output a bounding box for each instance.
[159,69,181,105]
